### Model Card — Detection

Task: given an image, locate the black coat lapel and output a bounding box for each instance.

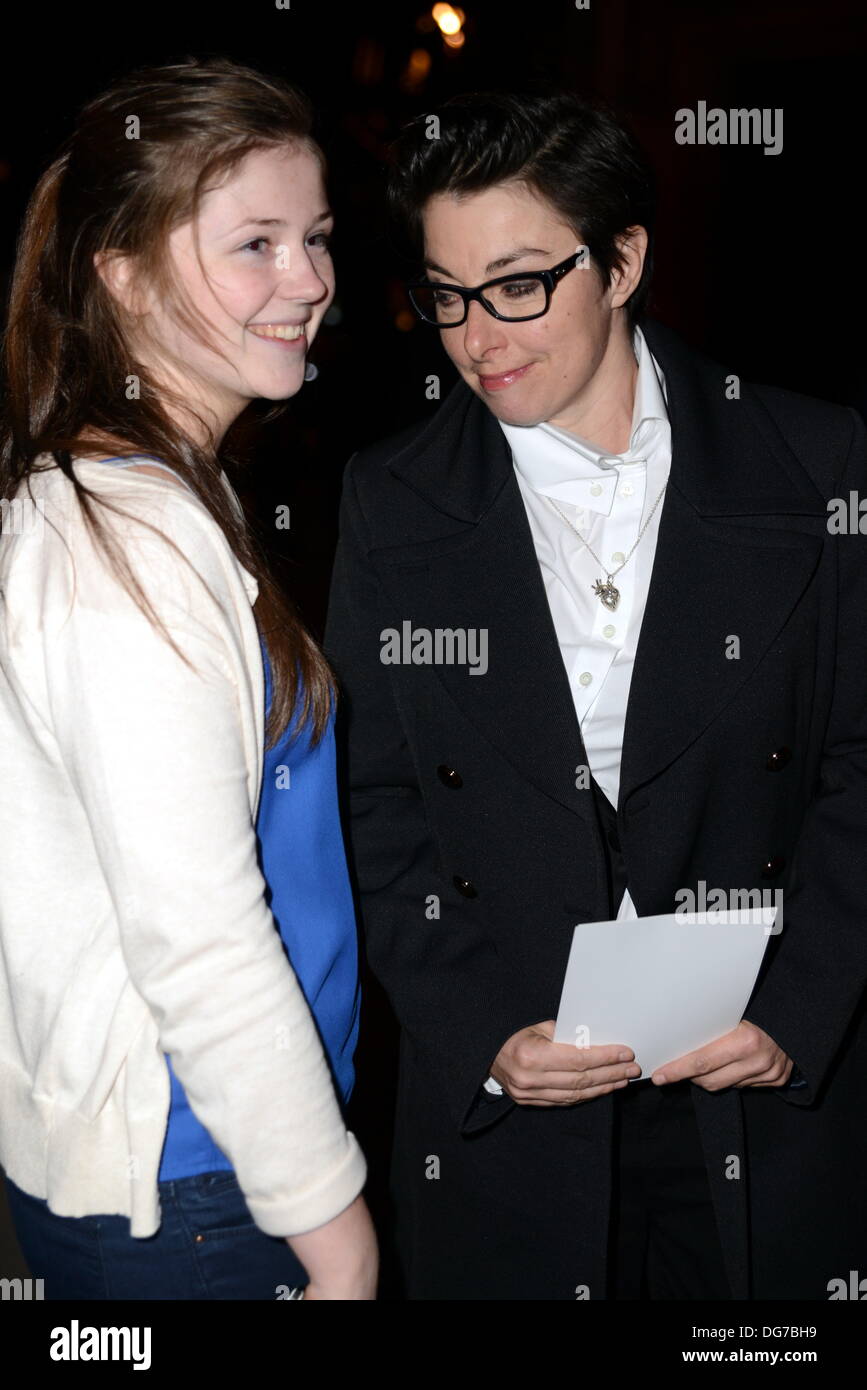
[619,319,827,812]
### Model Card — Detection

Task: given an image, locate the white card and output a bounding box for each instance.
[553,908,775,1080]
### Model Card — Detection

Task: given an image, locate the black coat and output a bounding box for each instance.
[324,318,867,1300]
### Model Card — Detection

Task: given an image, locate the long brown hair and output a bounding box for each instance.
[0,56,335,748]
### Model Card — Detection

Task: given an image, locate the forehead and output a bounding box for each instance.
[422,181,566,240]
[421,183,573,278]
[200,144,326,222]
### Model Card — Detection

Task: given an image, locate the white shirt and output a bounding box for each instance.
[483,326,671,1094]
[0,456,366,1235]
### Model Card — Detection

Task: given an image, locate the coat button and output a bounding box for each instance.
[761,855,786,878]
[437,764,463,788]
[453,875,477,898]
[607,825,621,852]
[765,747,792,771]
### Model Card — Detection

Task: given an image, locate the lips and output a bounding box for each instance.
[477,362,534,391]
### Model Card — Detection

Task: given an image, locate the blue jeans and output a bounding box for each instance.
[4,1170,309,1300]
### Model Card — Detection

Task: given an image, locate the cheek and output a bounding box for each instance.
[224,266,274,314]
[506,324,556,365]
[200,257,271,313]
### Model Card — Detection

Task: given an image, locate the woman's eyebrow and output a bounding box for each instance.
[222,209,334,236]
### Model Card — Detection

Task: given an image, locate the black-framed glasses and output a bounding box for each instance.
[406,247,588,327]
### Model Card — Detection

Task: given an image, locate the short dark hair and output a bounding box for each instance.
[386,89,656,329]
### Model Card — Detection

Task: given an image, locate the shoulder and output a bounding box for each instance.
[743,382,863,496]
[644,315,853,432]
[340,377,470,505]
[344,416,435,489]
[746,379,860,443]
[644,318,862,488]
[102,461,192,491]
[55,454,225,559]
[5,453,257,619]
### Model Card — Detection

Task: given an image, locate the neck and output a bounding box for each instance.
[546,320,639,455]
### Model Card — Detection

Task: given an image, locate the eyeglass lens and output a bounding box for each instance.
[412,276,547,324]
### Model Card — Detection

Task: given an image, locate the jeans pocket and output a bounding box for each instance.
[176,1174,310,1297]
[177,1171,261,1239]
[189,1170,238,1199]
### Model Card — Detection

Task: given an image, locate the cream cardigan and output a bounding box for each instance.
[0,455,366,1237]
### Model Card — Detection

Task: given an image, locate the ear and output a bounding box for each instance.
[93,248,151,318]
[609,225,649,311]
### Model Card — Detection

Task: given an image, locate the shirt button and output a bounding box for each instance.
[620,483,634,497]
[590,483,602,496]
[603,624,616,638]
[612,551,625,563]
[579,671,593,686]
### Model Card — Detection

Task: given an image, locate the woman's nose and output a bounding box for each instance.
[461,297,508,356]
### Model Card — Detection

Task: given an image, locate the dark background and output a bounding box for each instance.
[1,0,864,1297]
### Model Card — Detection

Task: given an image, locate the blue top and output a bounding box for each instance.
[89,455,360,1181]
[158,635,361,1179]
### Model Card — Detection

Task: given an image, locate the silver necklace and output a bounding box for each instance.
[546,480,668,611]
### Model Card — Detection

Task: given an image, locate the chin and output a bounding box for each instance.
[482,396,549,428]
[257,372,305,400]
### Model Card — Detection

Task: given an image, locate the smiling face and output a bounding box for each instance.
[420,181,646,441]
[103,143,334,444]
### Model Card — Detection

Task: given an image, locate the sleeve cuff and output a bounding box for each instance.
[242,1131,367,1238]
[783,1065,808,1091]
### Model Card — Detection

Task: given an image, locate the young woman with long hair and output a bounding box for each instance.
[0,56,377,1300]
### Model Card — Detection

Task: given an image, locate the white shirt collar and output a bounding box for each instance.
[499,325,669,509]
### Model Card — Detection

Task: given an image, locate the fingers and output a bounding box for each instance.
[563,1041,636,1066]
[654,1022,781,1085]
[519,1037,636,1071]
[513,1078,634,1106]
[691,1059,788,1090]
[507,1060,641,1104]
[499,1031,639,1105]
[735,1059,793,1088]
[509,1063,640,1090]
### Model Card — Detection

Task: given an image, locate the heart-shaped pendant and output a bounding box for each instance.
[593,578,620,611]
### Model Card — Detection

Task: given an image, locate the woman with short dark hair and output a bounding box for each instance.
[325,86,867,1300]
